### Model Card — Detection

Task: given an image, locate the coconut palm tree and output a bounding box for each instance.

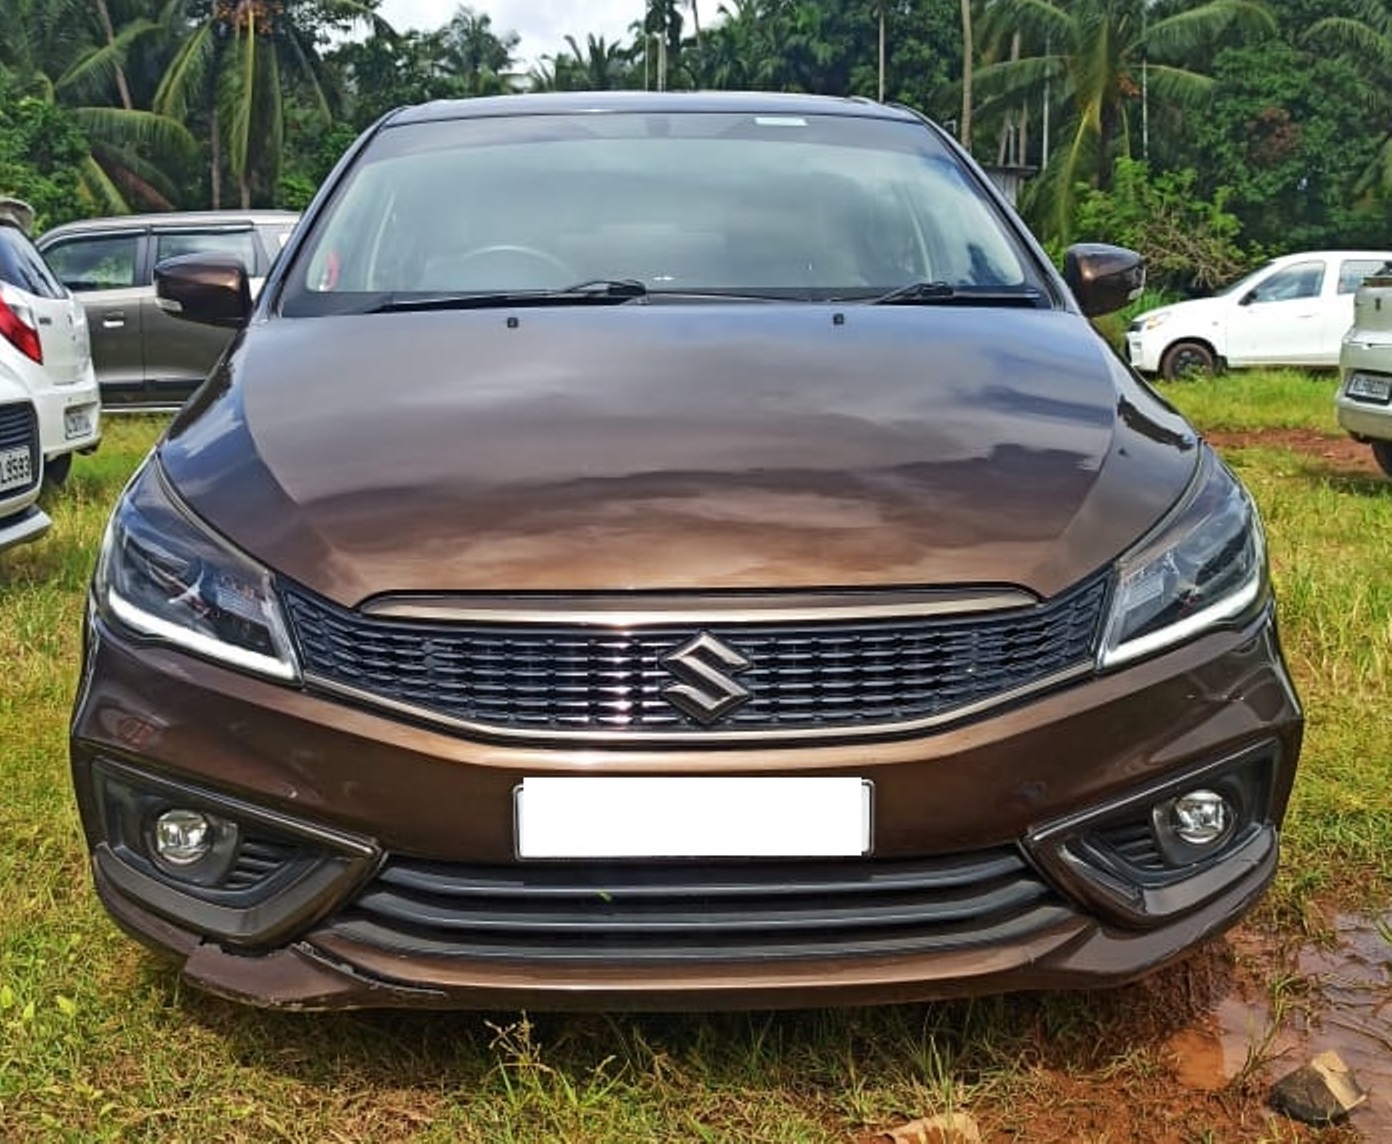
[0,0,195,211]
[960,0,974,148]
[873,0,887,101]
[558,33,632,91]
[155,0,388,208]
[438,6,518,95]
[974,0,1273,238]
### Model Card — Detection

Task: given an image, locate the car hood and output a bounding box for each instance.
[1143,296,1230,326]
[161,306,1198,606]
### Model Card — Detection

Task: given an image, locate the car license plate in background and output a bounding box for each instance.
[0,445,32,492]
[1347,373,1392,404]
[64,406,94,440]
[516,776,872,859]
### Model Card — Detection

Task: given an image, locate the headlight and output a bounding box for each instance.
[1137,311,1170,332]
[94,459,299,681]
[1099,449,1267,668]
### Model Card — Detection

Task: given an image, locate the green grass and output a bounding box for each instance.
[2,384,1388,1142]
[1159,370,1342,433]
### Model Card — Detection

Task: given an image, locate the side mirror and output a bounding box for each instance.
[1238,290,1256,307]
[154,254,251,328]
[1063,243,1145,317]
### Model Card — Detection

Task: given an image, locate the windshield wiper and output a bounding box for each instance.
[863,281,1045,307]
[371,279,648,313]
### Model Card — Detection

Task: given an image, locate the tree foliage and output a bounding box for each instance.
[1073,158,1251,293]
[3,0,1392,283]
[0,69,91,228]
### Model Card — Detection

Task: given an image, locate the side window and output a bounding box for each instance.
[1337,259,1388,294]
[0,226,65,298]
[256,224,297,274]
[45,235,140,292]
[155,230,257,271]
[1247,261,1325,304]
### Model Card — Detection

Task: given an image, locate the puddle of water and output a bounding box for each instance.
[1293,914,1392,1135]
[1169,913,1392,1134]
[1167,994,1301,1091]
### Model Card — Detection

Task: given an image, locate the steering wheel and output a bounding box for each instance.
[450,244,577,281]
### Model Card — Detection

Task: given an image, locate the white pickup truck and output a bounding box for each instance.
[1127,250,1392,378]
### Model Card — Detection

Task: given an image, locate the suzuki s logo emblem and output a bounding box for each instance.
[659,632,753,724]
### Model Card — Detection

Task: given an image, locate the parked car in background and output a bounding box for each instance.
[72,92,1301,1011]
[0,370,49,553]
[1336,264,1392,477]
[1126,250,1392,379]
[37,210,298,410]
[0,199,101,486]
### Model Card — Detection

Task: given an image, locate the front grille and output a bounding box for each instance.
[0,401,39,497]
[317,849,1072,963]
[282,576,1107,737]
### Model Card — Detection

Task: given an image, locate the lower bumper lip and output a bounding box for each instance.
[71,608,1302,1009]
[94,840,1279,1012]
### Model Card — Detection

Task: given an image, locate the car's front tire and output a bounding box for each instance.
[1160,340,1217,381]
[43,452,72,487]
[1371,440,1392,478]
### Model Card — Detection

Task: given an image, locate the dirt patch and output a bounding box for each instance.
[1204,428,1385,477]
[857,916,1386,1143]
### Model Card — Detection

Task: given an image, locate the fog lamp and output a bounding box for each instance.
[153,809,213,866]
[1171,790,1230,846]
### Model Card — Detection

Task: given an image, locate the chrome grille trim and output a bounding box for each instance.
[283,576,1108,743]
[359,588,1038,626]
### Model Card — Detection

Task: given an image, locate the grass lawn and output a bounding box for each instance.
[1,377,1387,1142]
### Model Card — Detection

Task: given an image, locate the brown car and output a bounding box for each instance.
[71,92,1302,1011]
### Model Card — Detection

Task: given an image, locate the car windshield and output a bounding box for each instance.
[279,110,1046,315]
[1213,262,1275,297]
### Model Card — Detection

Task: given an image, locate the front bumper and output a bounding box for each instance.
[0,503,50,554]
[1125,332,1160,373]
[71,608,1303,1010]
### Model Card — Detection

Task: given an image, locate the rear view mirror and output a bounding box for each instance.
[155,254,251,329]
[1063,244,1145,317]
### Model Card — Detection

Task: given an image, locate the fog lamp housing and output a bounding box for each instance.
[1164,790,1231,847]
[153,809,213,864]
[79,757,379,947]
[1024,743,1280,927]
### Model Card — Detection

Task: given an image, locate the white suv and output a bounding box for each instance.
[0,200,101,484]
[1127,250,1392,379]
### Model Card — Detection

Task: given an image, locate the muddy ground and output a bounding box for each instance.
[1204,428,1384,477]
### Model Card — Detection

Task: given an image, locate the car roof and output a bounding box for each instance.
[387,90,924,128]
[1268,249,1392,262]
[39,209,299,243]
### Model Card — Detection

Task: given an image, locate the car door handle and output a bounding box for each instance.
[101,312,125,328]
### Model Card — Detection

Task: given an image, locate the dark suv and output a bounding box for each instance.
[71,93,1301,1011]
[38,211,297,410]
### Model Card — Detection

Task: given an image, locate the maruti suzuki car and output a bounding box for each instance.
[0,199,101,486]
[71,93,1302,1011]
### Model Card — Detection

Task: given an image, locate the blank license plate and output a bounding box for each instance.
[0,445,32,492]
[1348,373,1392,403]
[516,777,872,859]
[64,406,94,439]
